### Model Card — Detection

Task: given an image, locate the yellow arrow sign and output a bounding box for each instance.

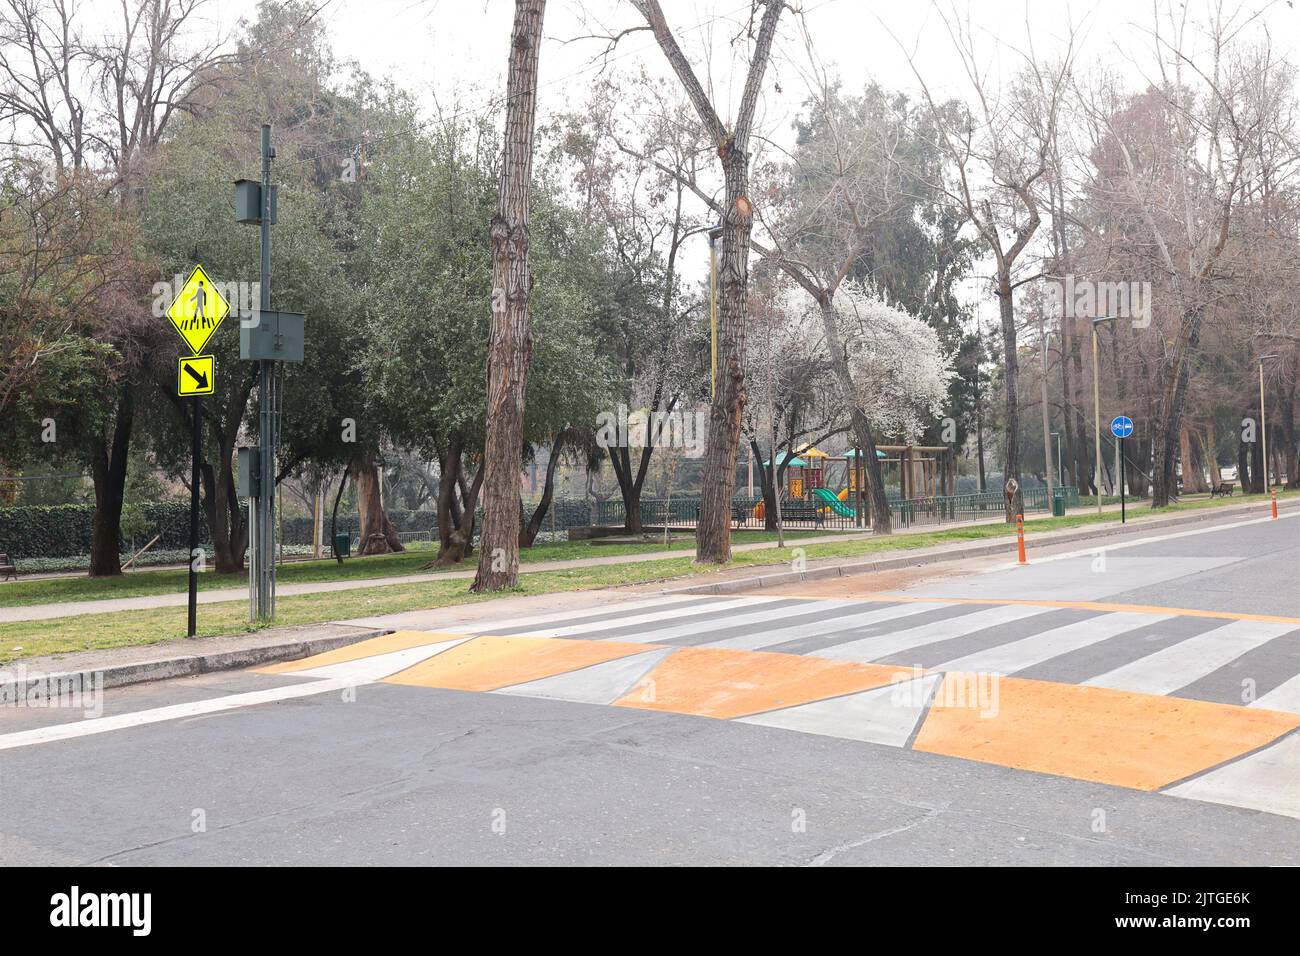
[178,354,215,396]
[166,265,230,354]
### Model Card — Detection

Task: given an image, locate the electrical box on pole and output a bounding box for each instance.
[240,310,305,362]
[236,123,304,623]
[237,447,262,497]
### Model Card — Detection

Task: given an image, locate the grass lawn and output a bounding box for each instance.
[2,489,1290,664]
[0,528,824,609]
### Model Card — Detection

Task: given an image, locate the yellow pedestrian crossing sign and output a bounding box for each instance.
[167,265,230,354]
[178,354,215,396]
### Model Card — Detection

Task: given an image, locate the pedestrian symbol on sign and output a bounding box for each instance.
[166,265,229,353]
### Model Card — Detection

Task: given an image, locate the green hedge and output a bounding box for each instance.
[0,502,202,559]
[0,503,443,557]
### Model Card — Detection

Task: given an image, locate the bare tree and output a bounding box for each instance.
[628,0,785,563]
[903,8,1074,520]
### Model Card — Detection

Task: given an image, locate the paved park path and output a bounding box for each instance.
[2,528,887,623]
[1,497,1269,624]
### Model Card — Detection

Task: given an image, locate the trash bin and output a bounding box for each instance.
[333,532,351,558]
[1052,490,1066,517]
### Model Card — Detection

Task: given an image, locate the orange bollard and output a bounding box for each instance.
[1272,489,1278,520]
[1016,513,1027,565]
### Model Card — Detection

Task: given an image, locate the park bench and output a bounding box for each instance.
[1211,482,1235,498]
[775,504,825,528]
[0,552,16,581]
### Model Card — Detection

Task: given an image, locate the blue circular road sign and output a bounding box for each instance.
[1110,416,1134,439]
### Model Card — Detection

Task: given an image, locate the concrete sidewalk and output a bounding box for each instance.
[2,494,1282,624]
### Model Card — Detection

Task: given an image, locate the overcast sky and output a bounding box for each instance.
[178,0,1299,315]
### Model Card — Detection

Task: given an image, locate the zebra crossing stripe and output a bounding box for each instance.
[1083,620,1299,696]
[456,594,724,635]
[811,603,1057,663]
[1254,673,1300,714]
[932,612,1173,675]
[516,596,794,638]
[582,598,856,644]
[704,601,949,651]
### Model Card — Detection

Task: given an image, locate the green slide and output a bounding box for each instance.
[812,487,855,518]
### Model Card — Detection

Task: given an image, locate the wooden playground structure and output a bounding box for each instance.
[755,444,958,525]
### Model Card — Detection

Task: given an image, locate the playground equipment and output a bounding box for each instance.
[812,486,854,517]
[750,443,956,527]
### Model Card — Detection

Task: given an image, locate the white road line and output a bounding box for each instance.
[811,603,1057,663]
[1084,619,1297,696]
[933,612,1172,674]
[705,601,951,651]
[292,638,469,682]
[983,510,1300,571]
[1253,673,1300,714]
[580,598,853,643]
[0,679,357,752]
[512,595,792,638]
[453,594,721,634]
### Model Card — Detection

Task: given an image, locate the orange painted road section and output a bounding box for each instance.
[612,645,902,719]
[913,673,1300,791]
[383,634,657,692]
[256,630,466,673]
[256,630,1299,804]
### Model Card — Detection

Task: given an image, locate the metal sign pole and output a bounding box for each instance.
[187,397,201,636]
[256,123,275,621]
[1120,436,1126,524]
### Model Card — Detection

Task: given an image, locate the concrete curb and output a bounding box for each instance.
[0,626,393,705]
[663,499,1294,596]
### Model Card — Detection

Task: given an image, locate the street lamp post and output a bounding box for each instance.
[1259,353,1279,493]
[1038,317,1055,514]
[1091,316,1116,513]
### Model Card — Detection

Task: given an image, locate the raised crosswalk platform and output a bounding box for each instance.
[254,592,1300,820]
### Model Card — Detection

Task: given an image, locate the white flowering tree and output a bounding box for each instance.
[832,282,952,442]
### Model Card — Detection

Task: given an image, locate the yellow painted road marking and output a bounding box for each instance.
[612,645,904,719]
[255,630,467,673]
[383,635,658,692]
[775,593,1300,627]
[912,673,1300,791]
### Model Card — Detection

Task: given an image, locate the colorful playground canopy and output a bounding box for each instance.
[843,448,888,459]
[763,453,806,468]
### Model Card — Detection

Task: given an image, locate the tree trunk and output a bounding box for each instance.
[441,462,483,566]
[1249,430,1265,495]
[1068,321,1094,495]
[88,385,134,577]
[694,146,757,561]
[350,452,404,555]
[1180,426,1208,494]
[751,437,779,531]
[1205,420,1222,490]
[997,278,1023,521]
[474,0,545,591]
[635,0,784,563]
[1151,305,1205,507]
[1283,380,1298,490]
[520,428,572,547]
[815,298,891,532]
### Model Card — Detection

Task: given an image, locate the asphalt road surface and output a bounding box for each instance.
[2,510,1297,865]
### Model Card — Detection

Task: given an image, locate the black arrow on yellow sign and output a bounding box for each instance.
[177,354,215,397]
[183,362,209,390]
